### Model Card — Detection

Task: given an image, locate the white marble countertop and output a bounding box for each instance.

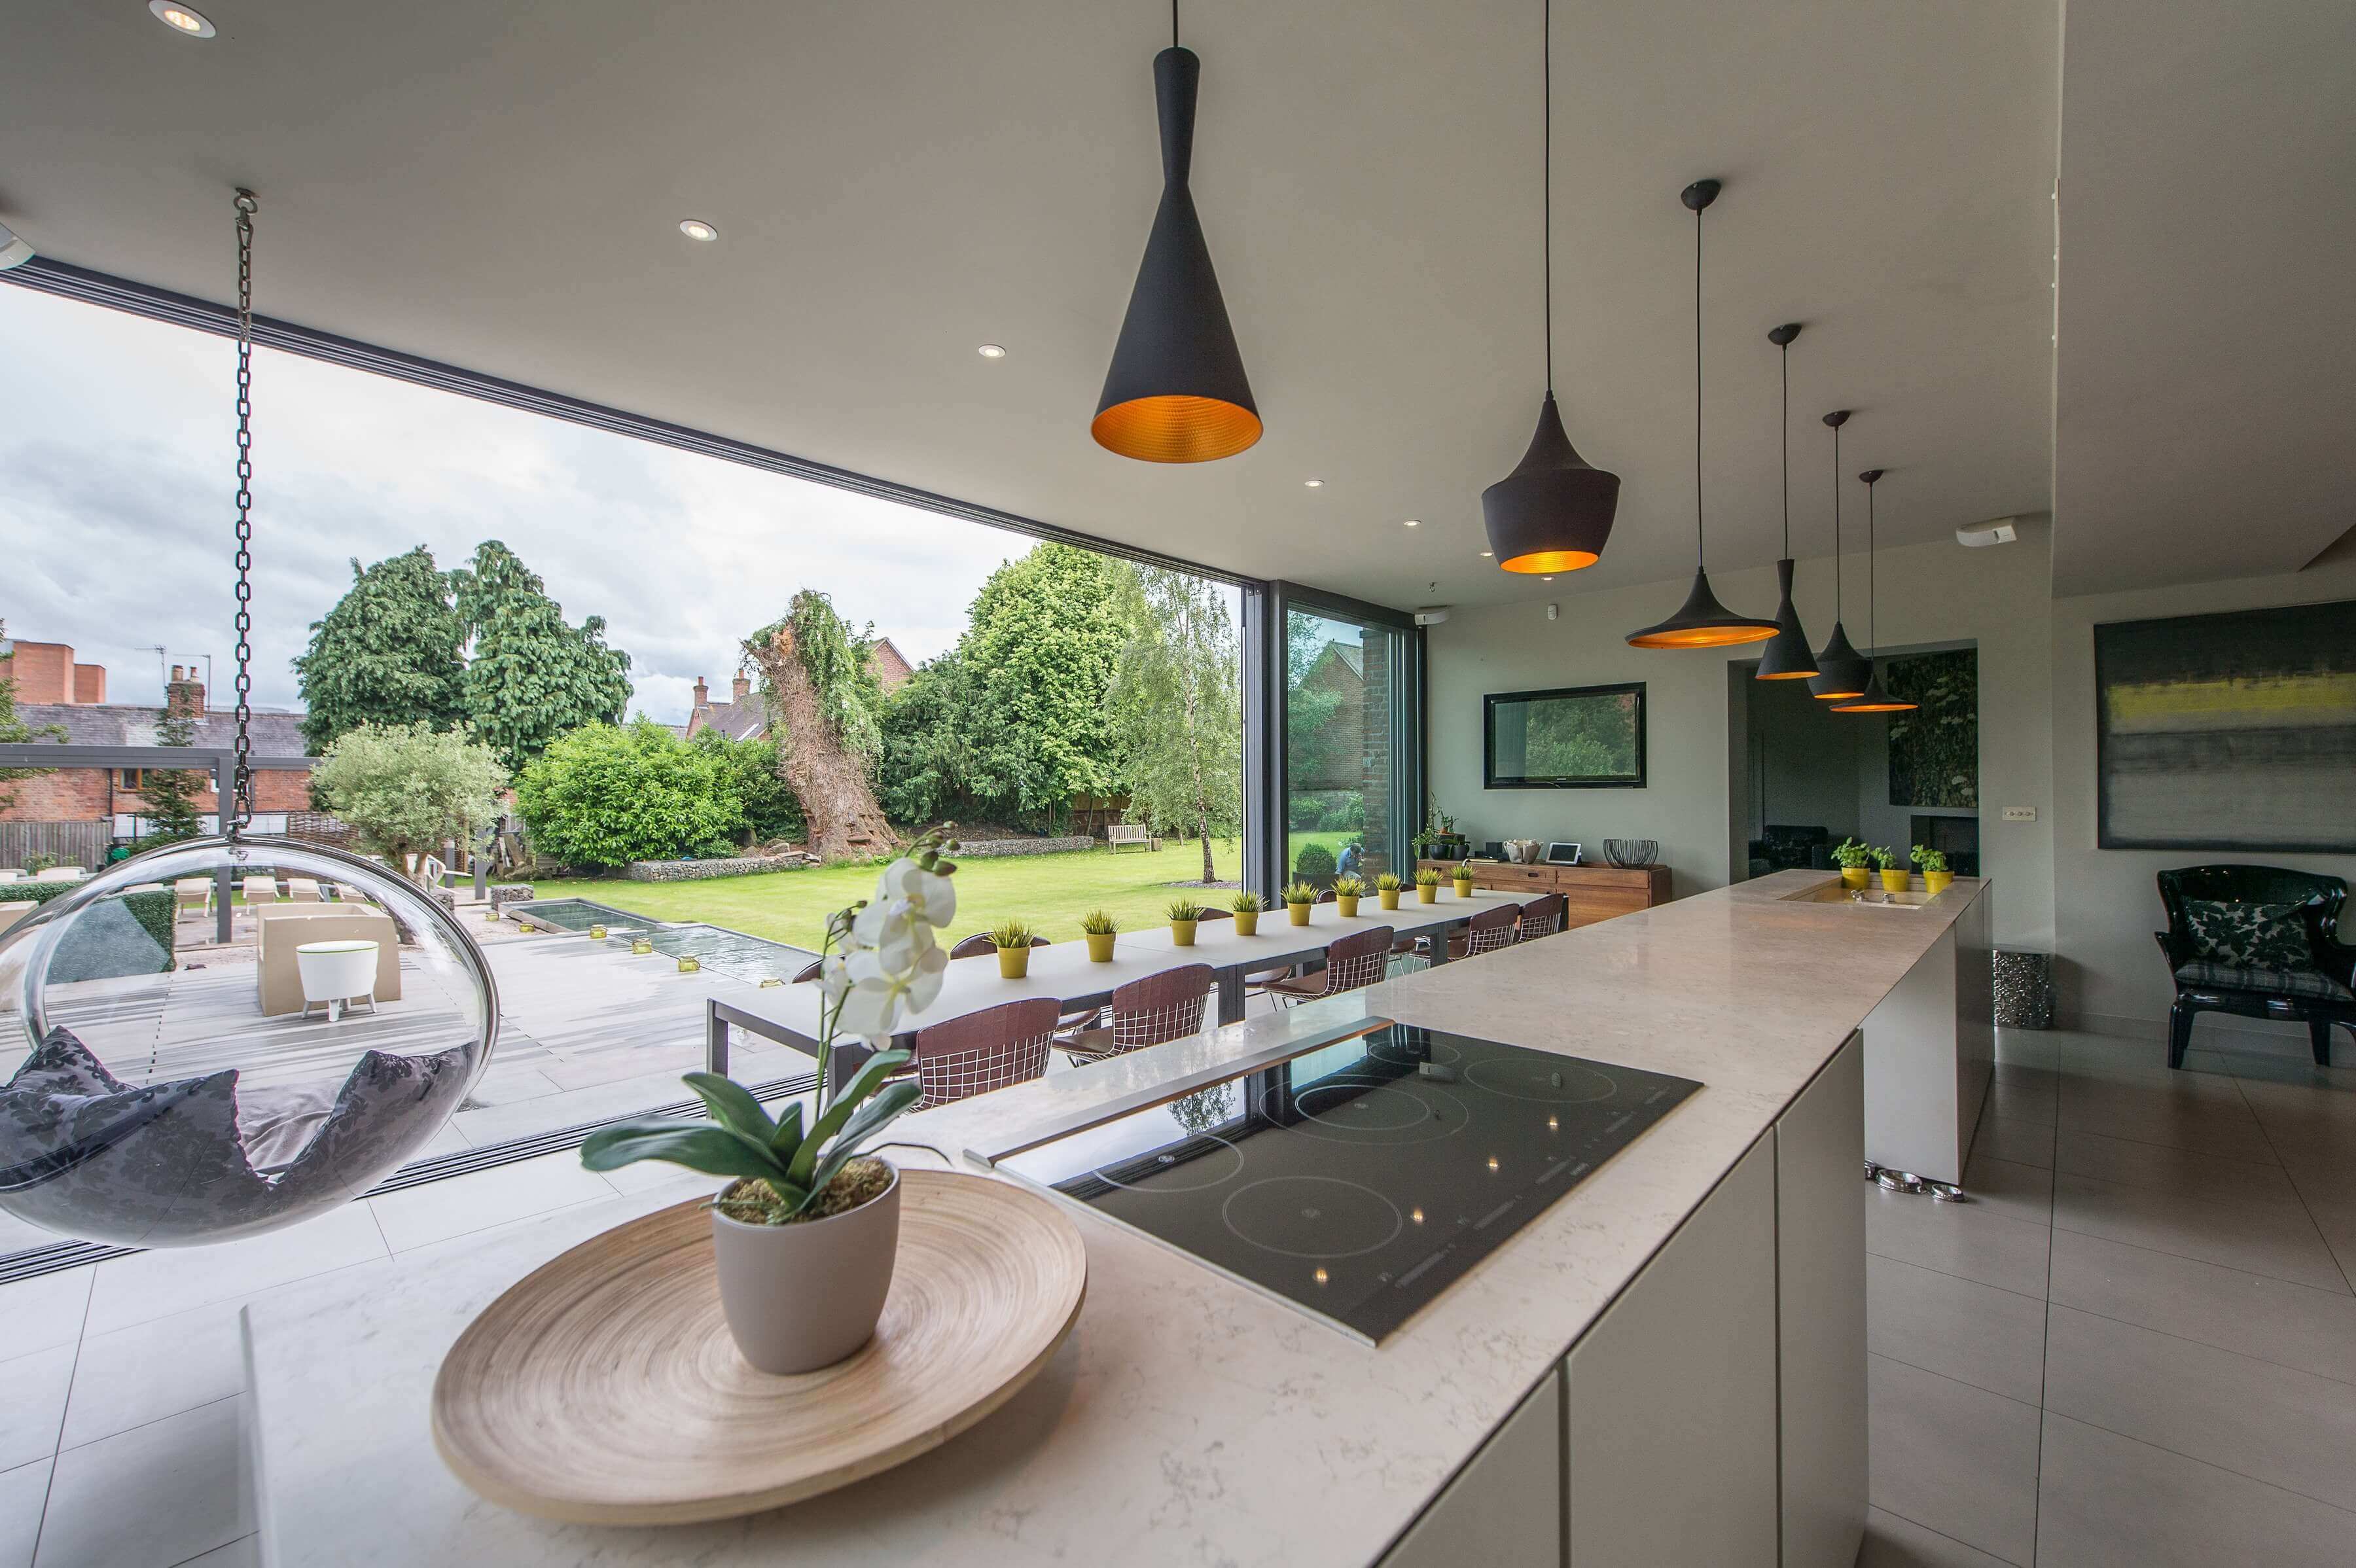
[244,870,1986,1567]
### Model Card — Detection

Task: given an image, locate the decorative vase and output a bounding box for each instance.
[1336,894,1360,918]
[1233,910,1259,936]
[710,1170,901,1375]
[1879,870,1910,893]
[997,945,1031,978]
[1287,901,1313,926]
[1840,867,1869,891]
[1086,932,1115,962]
[1416,884,1438,904]
[1379,889,1400,910]
[1923,870,1954,896]
[1170,919,1198,947]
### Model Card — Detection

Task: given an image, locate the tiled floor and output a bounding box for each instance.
[1,1024,2351,1565]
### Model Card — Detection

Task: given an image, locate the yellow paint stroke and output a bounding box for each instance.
[2107,670,2356,734]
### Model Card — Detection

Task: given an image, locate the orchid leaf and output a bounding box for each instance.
[681,1072,776,1144]
[765,1099,806,1160]
[787,1050,913,1185]
[579,1121,787,1185]
[796,1082,922,1211]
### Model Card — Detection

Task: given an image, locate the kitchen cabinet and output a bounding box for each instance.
[1777,1032,1868,1568]
[1378,1370,1561,1567]
[1417,859,1671,929]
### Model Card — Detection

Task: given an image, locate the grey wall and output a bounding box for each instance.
[1746,673,1860,844]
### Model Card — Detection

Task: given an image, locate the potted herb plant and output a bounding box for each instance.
[1831,837,1872,891]
[1414,866,1442,904]
[1331,874,1364,918]
[1451,863,1477,899]
[580,828,957,1374]
[1870,844,1909,893]
[1375,871,1403,910]
[1229,889,1263,936]
[990,918,1037,977]
[1081,908,1118,961]
[1167,897,1204,946]
[1911,845,1954,897]
[1283,880,1319,925]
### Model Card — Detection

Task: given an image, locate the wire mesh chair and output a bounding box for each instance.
[1446,902,1521,961]
[910,995,1060,1109]
[1061,963,1214,1062]
[1262,926,1395,1007]
[791,957,824,984]
[1517,893,1567,940]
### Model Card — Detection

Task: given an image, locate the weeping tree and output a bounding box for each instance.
[745,592,896,863]
[1110,568,1242,883]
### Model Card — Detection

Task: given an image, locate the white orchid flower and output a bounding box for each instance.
[880,857,957,928]
[816,953,851,1003]
[833,976,905,1041]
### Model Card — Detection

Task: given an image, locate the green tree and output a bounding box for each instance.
[291,546,467,751]
[1111,568,1242,883]
[516,719,743,869]
[0,619,65,811]
[743,592,896,861]
[689,728,808,845]
[452,540,634,772]
[135,700,209,847]
[1284,611,1353,789]
[310,722,509,880]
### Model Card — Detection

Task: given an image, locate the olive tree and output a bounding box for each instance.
[310,722,509,881]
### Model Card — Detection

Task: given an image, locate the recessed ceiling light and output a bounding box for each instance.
[150,1,215,36]
[1479,550,1493,557]
[1303,478,1325,488]
[1402,518,1420,528]
[677,219,719,241]
[976,344,1008,359]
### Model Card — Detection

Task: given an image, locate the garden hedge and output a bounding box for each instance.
[5,883,179,981]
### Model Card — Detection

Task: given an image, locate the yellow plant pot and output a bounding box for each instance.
[997,946,1031,979]
[1233,910,1259,936]
[1453,879,1475,899]
[1879,870,1910,893]
[1840,866,1870,890]
[1378,889,1400,910]
[1416,884,1438,904]
[1085,932,1116,962]
[1287,901,1313,925]
[1923,870,1954,896]
[1169,919,1198,947]
[1336,895,1360,918]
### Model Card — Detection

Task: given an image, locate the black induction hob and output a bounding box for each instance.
[992,1022,1700,1344]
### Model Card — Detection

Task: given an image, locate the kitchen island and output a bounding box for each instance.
[240,870,1988,1567]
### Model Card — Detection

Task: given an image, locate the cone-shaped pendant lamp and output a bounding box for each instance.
[1807,409,1872,699]
[1755,324,1818,678]
[1092,5,1260,463]
[1832,468,1918,713]
[1482,0,1620,573]
[1628,180,1779,649]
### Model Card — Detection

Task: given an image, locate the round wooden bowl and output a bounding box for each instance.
[431,1168,1086,1524]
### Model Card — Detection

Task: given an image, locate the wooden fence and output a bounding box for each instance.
[0,821,110,871]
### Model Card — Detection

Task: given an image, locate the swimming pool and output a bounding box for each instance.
[512,898,817,985]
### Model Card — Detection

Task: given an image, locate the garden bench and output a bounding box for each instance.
[1106,823,1160,853]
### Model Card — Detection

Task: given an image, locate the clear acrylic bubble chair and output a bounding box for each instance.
[0,838,499,1248]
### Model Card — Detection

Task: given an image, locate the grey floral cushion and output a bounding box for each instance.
[2173,961,2352,1002]
[2181,898,2313,972]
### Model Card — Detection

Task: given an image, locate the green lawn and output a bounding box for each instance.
[531,841,1242,953]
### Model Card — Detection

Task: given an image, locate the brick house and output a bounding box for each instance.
[683,635,914,741]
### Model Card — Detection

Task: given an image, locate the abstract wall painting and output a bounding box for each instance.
[2096,599,2356,851]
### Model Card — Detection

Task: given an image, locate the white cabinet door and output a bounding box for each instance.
[1380,1369,1561,1567]
[1565,1137,1779,1568]
[1778,1032,1868,1568]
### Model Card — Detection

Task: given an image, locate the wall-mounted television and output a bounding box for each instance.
[1484,683,1647,789]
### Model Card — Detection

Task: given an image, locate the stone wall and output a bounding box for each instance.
[957,835,1093,859]
[621,851,817,882]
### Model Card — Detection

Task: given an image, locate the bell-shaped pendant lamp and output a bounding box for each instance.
[1092,5,1261,463]
[1482,0,1620,573]
[1831,467,1919,713]
[1628,180,1780,649]
[1807,409,1872,699]
[1755,324,1818,678]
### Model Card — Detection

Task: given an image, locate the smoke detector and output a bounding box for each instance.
[1413,605,1451,626]
[1956,516,2020,548]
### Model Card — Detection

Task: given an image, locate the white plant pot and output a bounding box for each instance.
[709,1169,901,1374]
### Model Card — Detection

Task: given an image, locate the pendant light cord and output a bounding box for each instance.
[1830,420,1842,616]
[1543,0,1552,394]
[228,188,259,839]
[1779,341,1790,557]
[1865,474,1878,654]
[1693,199,1705,568]
[1171,0,1178,48]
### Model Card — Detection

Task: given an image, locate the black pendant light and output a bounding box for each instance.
[1092,2,1261,463]
[1754,324,1817,678]
[1481,0,1620,573]
[1831,468,1918,713]
[1807,409,1872,699]
[1628,180,1779,649]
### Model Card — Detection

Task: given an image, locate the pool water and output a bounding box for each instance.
[516,898,817,985]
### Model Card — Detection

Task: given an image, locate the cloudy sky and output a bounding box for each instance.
[0,284,1029,722]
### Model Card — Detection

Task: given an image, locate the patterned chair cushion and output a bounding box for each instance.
[2173,961,2353,1003]
[2181,898,2314,972]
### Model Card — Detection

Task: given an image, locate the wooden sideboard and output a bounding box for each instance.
[1418,859,1672,931]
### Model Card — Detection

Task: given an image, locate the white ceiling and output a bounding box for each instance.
[0,0,2247,612]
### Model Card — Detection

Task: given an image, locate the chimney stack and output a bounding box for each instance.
[732,674,751,702]
[165,675,205,719]
[692,677,709,708]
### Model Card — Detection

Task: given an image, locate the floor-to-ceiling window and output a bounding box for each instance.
[1272,590,1423,891]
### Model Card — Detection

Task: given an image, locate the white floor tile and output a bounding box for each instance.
[1984,1077,2056,1129]
[2036,1410,2356,1568]
[1866,1355,2040,1567]
[2052,1169,2348,1293]
[1967,1115,2054,1170]
[2054,1071,2275,1162]
[1857,1506,2015,1567]
[0,1273,92,1361]
[1958,1152,2053,1230]
[58,1300,245,1452]
[1868,1255,2046,1406]
[82,1203,389,1338]
[367,1151,616,1252]
[2048,1228,2356,1386]
[33,1397,249,1568]
[168,1535,257,1567]
[2043,1302,2356,1511]
[1867,1185,2052,1298]
[2052,1126,2299,1207]
[0,1460,51,1568]
[0,1348,73,1472]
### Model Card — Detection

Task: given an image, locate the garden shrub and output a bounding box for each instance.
[517,719,743,868]
[1293,842,1338,882]
[44,890,177,982]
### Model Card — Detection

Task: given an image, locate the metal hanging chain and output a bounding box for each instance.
[228,188,258,839]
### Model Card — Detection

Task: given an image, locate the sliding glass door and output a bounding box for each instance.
[1262,588,1422,891]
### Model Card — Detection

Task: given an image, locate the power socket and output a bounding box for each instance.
[2002,806,2037,823]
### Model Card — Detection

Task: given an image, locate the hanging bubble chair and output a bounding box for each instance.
[0,838,499,1247]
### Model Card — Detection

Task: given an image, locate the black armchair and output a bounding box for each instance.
[2155,865,2356,1069]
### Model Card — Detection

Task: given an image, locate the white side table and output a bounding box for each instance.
[295,939,380,1022]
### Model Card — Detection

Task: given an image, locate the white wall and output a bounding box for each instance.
[1429,526,2056,949]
